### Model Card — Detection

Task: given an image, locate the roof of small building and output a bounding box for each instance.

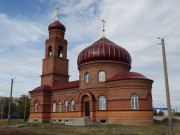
[77,37,131,67]
[107,72,152,82]
[30,85,51,93]
[30,72,152,93]
[30,81,79,93]
[52,80,79,91]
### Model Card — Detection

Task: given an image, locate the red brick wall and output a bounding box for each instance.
[78,61,131,89]
[30,76,153,124]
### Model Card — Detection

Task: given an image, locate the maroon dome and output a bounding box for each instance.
[77,37,131,66]
[48,20,66,31]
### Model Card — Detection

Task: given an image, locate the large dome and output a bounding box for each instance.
[48,20,66,32]
[77,37,132,66]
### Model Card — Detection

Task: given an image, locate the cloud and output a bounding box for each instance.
[97,0,180,111]
[0,13,46,46]
[0,12,47,96]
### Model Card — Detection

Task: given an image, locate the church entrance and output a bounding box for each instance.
[85,101,90,117]
[81,95,90,117]
[79,92,95,119]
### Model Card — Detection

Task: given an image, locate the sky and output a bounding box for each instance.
[0,0,179,111]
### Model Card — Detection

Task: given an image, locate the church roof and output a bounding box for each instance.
[30,72,152,93]
[30,81,79,93]
[48,20,66,31]
[107,72,153,82]
[30,85,51,93]
[52,80,79,91]
[77,37,131,67]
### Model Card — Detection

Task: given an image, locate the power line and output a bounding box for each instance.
[0,83,10,89]
[131,44,160,55]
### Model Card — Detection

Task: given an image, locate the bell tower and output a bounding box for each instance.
[41,11,69,86]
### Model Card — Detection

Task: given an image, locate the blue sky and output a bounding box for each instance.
[0,0,180,112]
[0,0,47,20]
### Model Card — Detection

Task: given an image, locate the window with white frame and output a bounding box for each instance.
[53,102,56,112]
[99,96,106,110]
[85,72,90,84]
[71,99,75,111]
[34,102,38,112]
[131,94,139,109]
[64,100,68,112]
[98,71,106,82]
[59,101,62,112]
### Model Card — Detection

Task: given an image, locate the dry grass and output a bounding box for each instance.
[0,120,180,135]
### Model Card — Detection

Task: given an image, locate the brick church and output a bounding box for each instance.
[29,14,154,125]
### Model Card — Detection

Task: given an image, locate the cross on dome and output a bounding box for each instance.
[56,7,60,20]
[101,19,106,38]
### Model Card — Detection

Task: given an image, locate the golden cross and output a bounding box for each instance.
[101,19,106,32]
[56,7,60,20]
[101,19,106,38]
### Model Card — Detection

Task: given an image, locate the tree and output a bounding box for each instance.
[158,111,164,116]
[16,95,30,121]
[0,97,16,118]
[153,110,157,116]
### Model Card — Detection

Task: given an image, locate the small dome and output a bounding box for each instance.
[77,37,131,66]
[48,20,66,31]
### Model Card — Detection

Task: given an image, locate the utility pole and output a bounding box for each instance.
[175,107,177,116]
[0,107,2,119]
[1,103,4,119]
[160,38,173,135]
[7,78,14,125]
[24,96,27,121]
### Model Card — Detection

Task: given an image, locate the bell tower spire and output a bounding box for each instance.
[41,9,69,86]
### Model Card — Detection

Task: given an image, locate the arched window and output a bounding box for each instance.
[48,46,52,57]
[58,46,63,57]
[98,71,106,82]
[85,72,90,84]
[131,94,139,109]
[99,96,106,110]
[34,102,38,112]
[59,101,62,112]
[53,102,56,112]
[64,100,68,112]
[71,99,75,111]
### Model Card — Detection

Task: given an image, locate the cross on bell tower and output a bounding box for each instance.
[56,7,60,20]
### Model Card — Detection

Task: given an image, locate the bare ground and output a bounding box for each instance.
[0,120,180,135]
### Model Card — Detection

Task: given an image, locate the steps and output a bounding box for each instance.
[65,117,96,126]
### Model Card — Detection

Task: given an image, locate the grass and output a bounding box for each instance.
[0,120,180,135]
